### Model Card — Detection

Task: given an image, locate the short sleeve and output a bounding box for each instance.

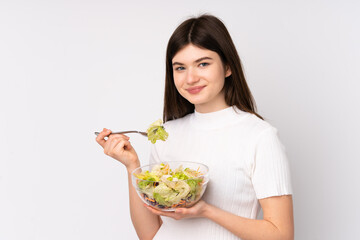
[252,127,293,199]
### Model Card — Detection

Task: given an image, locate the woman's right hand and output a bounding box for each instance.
[96,128,140,170]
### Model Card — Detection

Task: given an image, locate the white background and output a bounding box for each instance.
[1,0,359,239]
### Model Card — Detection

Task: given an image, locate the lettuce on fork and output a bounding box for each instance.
[147,119,169,144]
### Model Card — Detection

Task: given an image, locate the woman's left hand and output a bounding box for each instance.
[144,200,208,220]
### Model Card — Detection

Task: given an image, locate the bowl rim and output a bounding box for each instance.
[131,161,209,183]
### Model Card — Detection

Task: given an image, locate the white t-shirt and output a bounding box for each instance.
[149,106,292,240]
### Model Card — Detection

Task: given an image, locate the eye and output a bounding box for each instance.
[175,66,185,71]
[199,62,209,67]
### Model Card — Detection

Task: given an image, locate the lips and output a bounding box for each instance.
[186,86,205,94]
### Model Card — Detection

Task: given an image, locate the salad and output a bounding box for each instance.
[134,163,205,209]
[146,119,169,144]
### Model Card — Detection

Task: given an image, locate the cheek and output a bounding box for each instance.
[212,67,226,88]
[215,65,226,79]
[173,75,184,91]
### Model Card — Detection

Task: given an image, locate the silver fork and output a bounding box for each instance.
[94,131,148,137]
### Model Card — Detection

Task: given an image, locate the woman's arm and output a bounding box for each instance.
[204,195,294,240]
[145,195,293,240]
[126,166,162,240]
[96,129,161,240]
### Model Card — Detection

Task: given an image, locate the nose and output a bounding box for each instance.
[186,68,200,85]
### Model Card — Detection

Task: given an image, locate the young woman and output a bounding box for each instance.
[96,14,294,240]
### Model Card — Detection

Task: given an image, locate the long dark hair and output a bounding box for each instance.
[163,14,263,122]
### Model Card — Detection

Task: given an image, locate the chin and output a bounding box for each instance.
[187,98,207,106]
[181,93,208,105]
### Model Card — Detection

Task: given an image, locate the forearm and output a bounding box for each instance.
[127,167,161,240]
[203,204,293,240]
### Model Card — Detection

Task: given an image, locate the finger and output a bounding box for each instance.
[175,208,185,214]
[122,139,133,151]
[109,137,124,154]
[96,128,112,147]
[108,133,130,141]
[144,204,181,219]
[175,207,192,216]
[106,137,133,157]
[113,139,132,153]
[101,131,133,158]
[104,137,122,156]
[144,205,167,216]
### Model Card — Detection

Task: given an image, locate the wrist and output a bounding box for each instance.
[126,162,140,174]
[201,202,215,219]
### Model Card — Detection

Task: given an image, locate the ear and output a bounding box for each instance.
[225,65,232,78]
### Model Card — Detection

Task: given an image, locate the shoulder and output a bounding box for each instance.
[237,111,278,139]
[251,114,276,132]
[242,115,286,154]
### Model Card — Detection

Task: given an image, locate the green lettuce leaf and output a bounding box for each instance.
[147,119,169,144]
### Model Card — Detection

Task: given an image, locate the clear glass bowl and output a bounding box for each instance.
[131,161,209,211]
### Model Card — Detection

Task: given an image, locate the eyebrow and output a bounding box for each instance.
[172,56,213,66]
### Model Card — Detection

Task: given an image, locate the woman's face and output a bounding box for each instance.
[172,44,231,113]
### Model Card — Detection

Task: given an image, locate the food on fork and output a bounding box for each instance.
[146,119,169,144]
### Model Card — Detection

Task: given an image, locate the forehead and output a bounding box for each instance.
[172,44,219,63]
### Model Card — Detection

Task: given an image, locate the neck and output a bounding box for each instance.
[195,103,230,113]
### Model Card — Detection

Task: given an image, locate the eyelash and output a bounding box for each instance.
[174,62,209,71]
[175,66,185,71]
